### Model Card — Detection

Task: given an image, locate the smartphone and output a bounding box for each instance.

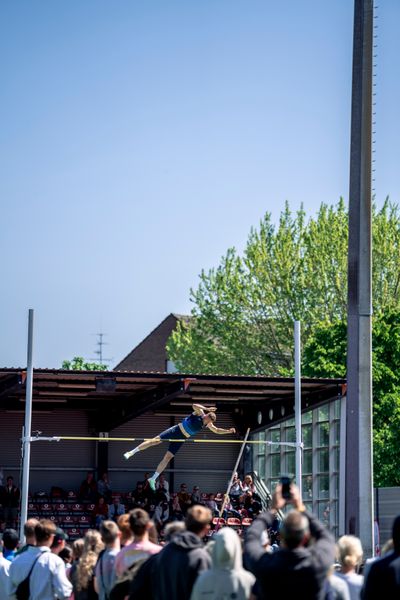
[280,476,292,500]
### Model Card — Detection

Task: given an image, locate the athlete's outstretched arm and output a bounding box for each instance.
[207,423,236,435]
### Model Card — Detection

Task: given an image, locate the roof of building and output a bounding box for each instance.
[0,367,345,434]
[114,313,191,372]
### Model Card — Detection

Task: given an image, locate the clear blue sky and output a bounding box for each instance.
[1,1,399,368]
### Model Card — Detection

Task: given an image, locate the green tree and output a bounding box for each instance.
[62,356,107,371]
[302,310,400,486]
[168,199,400,375]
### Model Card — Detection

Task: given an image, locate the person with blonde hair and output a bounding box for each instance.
[335,535,364,600]
[123,404,235,491]
[70,529,104,600]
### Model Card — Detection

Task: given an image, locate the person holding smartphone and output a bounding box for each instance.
[244,481,335,600]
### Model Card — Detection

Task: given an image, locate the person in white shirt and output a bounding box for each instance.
[0,551,11,600]
[8,519,72,600]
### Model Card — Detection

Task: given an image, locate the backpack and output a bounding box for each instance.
[109,558,148,600]
[16,551,45,600]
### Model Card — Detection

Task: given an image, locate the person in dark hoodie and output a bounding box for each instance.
[190,526,255,600]
[244,482,335,600]
[152,505,212,600]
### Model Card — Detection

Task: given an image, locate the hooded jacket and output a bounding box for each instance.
[153,530,211,600]
[190,528,255,600]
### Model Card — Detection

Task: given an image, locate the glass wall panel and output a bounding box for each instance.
[317,448,329,473]
[317,422,329,447]
[317,474,329,499]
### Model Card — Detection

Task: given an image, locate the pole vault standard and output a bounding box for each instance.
[19,309,34,543]
[294,321,303,498]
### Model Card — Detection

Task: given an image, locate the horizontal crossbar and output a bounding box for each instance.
[23,435,302,448]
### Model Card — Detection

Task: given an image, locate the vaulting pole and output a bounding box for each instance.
[20,309,34,542]
[218,428,251,522]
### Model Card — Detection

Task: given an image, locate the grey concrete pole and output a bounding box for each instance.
[19,309,34,542]
[346,0,374,556]
[294,321,302,498]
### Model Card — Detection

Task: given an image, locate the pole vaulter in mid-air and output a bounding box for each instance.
[123,404,236,490]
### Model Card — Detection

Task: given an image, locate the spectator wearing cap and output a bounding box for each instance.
[8,519,72,600]
[244,483,335,600]
[51,527,68,556]
[15,518,39,556]
[2,529,19,562]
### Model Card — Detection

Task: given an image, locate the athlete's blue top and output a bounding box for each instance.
[181,413,204,436]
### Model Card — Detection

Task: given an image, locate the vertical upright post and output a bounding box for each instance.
[19,309,34,542]
[294,321,302,498]
[346,0,374,556]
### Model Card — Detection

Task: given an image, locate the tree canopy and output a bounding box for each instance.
[62,356,107,371]
[168,198,400,376]
[303,311,400,486]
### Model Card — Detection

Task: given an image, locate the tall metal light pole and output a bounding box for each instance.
[346,0,374,556]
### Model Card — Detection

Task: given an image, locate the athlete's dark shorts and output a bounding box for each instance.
[159,424,187,455]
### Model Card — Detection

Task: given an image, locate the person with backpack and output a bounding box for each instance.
[94,521,121,600]
[8,519,72,600]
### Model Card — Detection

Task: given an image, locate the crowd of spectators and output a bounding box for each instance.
[1,473,400,599]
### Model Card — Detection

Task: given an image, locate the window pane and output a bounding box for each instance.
[318,406,329,421]
[259,431,266,441]
[317,423,329,447]
[269,478,280,494]
[302,411,312,424]
[285,452,295,476]
[271,453,281,477]
[333,447,340,471]
[259,455,266,480]
[318,448,329,472]
[286,417,295,427]
[285,427,296,443]
[303,450,312,474]
[317,474,329,499]
[303,475,313,500]
[331,474,339,499]
[332,421,340,445]
[270,428,281,443]
[304,501,313,513]
[333,399,341,419]
[318,501,331,527]
[302,424,312,448]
